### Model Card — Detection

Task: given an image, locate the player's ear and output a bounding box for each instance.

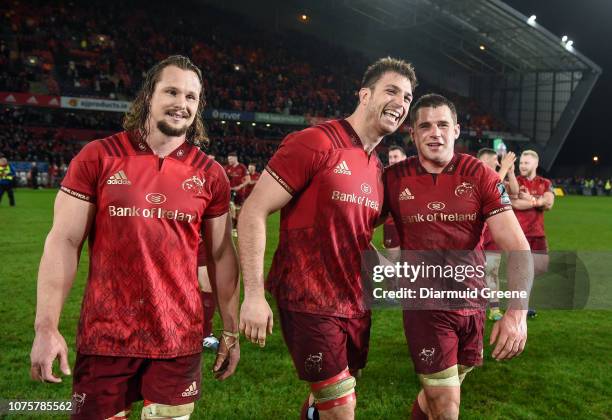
[358,87,371,105]
[453,123,461,140]
[408,125,415,137]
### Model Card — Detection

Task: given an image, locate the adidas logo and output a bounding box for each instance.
[399,187,414,200]
[107,170,131,185]
[333,161,352,175]
[181,381,198,397]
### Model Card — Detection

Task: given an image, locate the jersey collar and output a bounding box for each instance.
[127,130,193,161]
[416,154,460,175]
[338,119,364,148]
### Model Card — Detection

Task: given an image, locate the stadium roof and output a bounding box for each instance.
[207,0,602,170]
[210,0,601,77]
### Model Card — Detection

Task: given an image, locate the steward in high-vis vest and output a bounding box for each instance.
[0,157,16,206]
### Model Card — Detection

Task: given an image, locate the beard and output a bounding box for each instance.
[157,120,190,137]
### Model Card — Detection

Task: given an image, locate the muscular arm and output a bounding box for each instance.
[497,152,516,183]
[204,213,239,332]
[505,169,520,197]
[486,210,533,361]
[237,171,292,345]
[511,195,536,210]
[537,191,555,211]
[204,212,240,380]
[31,191,95,383]
[233,174,251,191]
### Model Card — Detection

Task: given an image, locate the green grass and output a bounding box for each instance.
[0,190,611,419]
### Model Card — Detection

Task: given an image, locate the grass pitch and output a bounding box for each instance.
[0,190,610,419]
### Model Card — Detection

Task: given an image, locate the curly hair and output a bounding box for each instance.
[123,55,209,148]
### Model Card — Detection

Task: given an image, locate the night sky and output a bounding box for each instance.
[504,0,612,167]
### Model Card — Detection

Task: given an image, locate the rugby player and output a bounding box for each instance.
[224,151,250,234]
[238,57,417,420]
[511,150,555,318]
[29,55,240,420]
[382,94,532,420]
[477,148,519,320]
[243,163,260,200]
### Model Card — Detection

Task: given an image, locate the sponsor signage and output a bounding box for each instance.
[205,109,253,121]
[60,96,131,112]
[254,112,306,125]
[0,92,60,107]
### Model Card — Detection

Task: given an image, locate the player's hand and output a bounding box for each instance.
[30,328,71,383]
[500,152,516,171]
[213,332,240,381]
[239,296,273,347]
[490,309,527,360]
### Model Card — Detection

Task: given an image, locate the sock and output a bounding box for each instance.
[411,398,427,420]
[201,291,215,337]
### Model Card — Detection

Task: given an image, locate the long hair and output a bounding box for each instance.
[123,55,209,148]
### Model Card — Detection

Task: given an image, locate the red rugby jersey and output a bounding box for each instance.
[514,175,553,237]
[244,171,260,198]
[224,163,248,189]
[61,131,229,358]
[383,154,512,250]
[383,154,512,311]
[266,119,383,318]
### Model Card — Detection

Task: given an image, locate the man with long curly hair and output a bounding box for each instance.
[30,55,240,420]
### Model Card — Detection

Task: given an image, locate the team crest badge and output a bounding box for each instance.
[182,176,206,194]
[419,348,435,366]
[455,181,474,198]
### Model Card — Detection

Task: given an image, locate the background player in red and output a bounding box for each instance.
[383,145,407,259]
[29,55,240,420]
[224,151,250,234]
[511,150,555,318]
[477,148,519,320]
[382,94,532,420]
[238,57,417,420]
[243,162,260,199]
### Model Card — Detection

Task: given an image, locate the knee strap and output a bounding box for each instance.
[310,368,356,411]
[141,401,194,419]
[418,365,460,387]
[458,364,474,384]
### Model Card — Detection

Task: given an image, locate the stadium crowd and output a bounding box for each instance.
[2,0,508,126]
[2,0,607,192]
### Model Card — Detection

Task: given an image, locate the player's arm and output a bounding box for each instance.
[497,152,516,182]
[535,191,554,211]
[237,171,292,346]
[204,212,240,380]
[30,191,95,383]
[510,192,537,210]
[486,211,532,361]
[233,173,251,191]
[505,168,520,197]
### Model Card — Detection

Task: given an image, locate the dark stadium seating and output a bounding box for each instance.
[0,0,517,174]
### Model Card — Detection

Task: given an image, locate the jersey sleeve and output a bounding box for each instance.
[479,164,513,219]
[60,141,102,202]
[265,129,329,195]
[544,178,554,195]
[203,163,231,218]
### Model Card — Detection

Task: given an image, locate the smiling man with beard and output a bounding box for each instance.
[382,94,532,419]
[238,57,416,420]
[30,56,240,420]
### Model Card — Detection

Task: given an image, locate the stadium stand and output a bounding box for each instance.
[0,0,605,188]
